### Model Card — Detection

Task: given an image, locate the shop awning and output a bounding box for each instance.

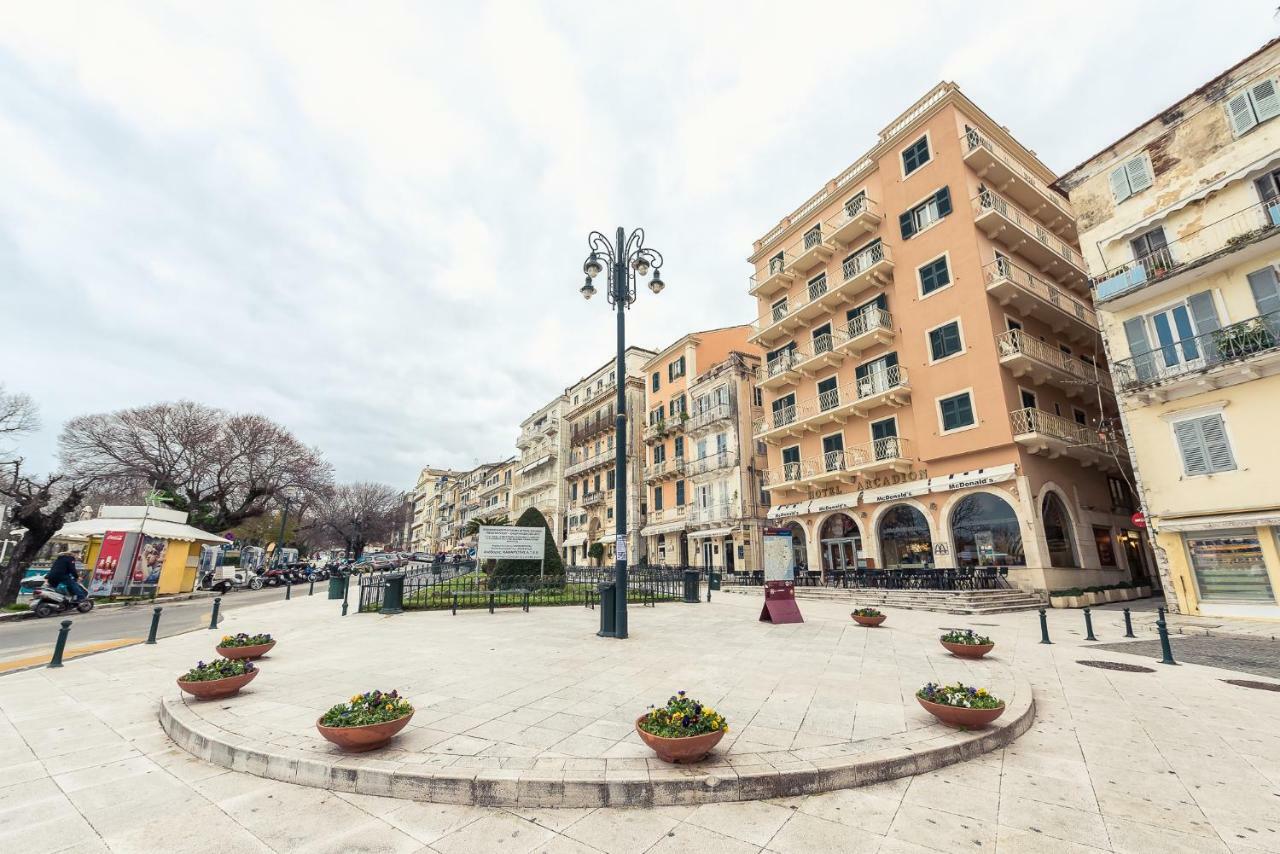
[563,533,587,547]
[640,520,687,537]
[928,464,1016,493]
[53,517,230,544]
[807,493,859,514]
[767,501,811,520]
[687,526,733,539]
[1155,510,1280,532]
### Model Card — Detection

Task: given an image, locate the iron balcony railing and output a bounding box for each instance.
[763,460,818,486]
[984,258,1097,330]
[755,365,909,436]
[750,246,893,340]
[689,502,738,525]
[841,240,891,282]
[517,418,559,448]
[961,128,1073,224]
[648,506,688,523]
[581,490,610,508]
[973,188,1087,271]
[757,312,895,385]
[1093,198,1280,302]
[1111,310,1280,391]
[565,448,613,478]
[748,196,884,294]
[844,305,894,341]
[856,436,911,464]
[685,401,734,432]
[1010,407,1114,452]
[686,449,738,477]
[996,329,1113,393]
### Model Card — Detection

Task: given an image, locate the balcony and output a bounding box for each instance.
[763,460,818,490]
[852,364,911,411]
[984,259,1097,343]
[652,456,686,480]
[834,306,895,357]
[827,196,884,247]
[689,502,738,526]
[848,436,913,474]
[685,401,734,434]
[570,416,613,445]
[801,451,859,488]
[1010,407,1120,471]
[1111,310,1280,403]
[1092,199,1280,309]
[644,416,686,444]
[686,449,738,477]
[515,465,555,495]
[996,329,1113,398]
[790,226,833,275]
[972,189,1088,288]
[516,418,559,450]
[647,506,688,525]
[748,254,797,300]
[834,241,894,303]
[961,129,1075,240]
[754,366,910,442]
[565,449,613,478]
[581,490,610,508]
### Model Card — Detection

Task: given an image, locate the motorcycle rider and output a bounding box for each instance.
[46,550,87,602]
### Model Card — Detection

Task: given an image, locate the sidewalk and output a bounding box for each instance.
[2,589,1278,853]
[1095,598,1280,640]
[0,588,221,623]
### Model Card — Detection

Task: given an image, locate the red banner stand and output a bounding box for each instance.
[760,580,804,624]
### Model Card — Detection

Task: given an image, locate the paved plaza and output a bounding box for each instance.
[1,589,1279,852]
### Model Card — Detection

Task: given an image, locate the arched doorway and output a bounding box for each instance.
[1041,492,1077,567]
[878,504,933,568]
[950,493,1025,567]
[820,513,862,575]
[785,521,808,573]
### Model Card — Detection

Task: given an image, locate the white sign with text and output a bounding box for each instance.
[477,526,545,560]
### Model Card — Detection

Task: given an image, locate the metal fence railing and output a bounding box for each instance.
[357,565,695,613]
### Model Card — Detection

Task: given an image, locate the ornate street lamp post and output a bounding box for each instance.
[581,227,666,639]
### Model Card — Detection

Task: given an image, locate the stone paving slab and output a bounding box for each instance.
[156,594,1034,806]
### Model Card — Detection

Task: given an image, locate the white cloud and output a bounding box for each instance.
[0,0,1268,484]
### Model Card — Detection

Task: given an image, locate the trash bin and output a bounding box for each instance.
[327,573,346,600]
[683,570,700,603]
[708,572,721,591]
[597,582,617,637]
[381,573,405,615]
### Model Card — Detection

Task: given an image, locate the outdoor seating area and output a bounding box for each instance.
[725,566,1011,590]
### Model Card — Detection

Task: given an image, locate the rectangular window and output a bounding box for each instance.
[606,469,615,490]
[928,321,963,361]
[1072,408,1088,427]
[651,372,660,392]
[593,474,601,492]
[1173,414,1236,476]
[939,392,976,432]
[570,482,578,500]
[1188,530,1275,602]
[902,135,930,175]
[753,387,763,407]
[653,444,665,463]
[1131,227,1169,265]
[919,256,951,295]
[653,486,663,511]
[816,376,840,410]
[1109,153,1154,202]
[676,481,685,506]
[899,187,952,240]
[1108,476,1133,510]
[1020,389,1037,410]
[1093,527,1118,567]
[674,436,684,458]
[668,356,687,381]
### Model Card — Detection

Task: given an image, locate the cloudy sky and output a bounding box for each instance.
[0,2,1270,486]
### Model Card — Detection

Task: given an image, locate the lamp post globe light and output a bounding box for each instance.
[580,227,665,639]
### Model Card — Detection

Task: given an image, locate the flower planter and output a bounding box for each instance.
[941,640,994,658]
[216,641,276,661]
[852,613,886,627]
[917,696,1005,729]
[316,712,414,752]
[177,668,258,700]
[635,715,725,763]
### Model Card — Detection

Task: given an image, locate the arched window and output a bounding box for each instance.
[1041,492,1077,568]
[786,521,808,573]
[951,493,1025,568]
[879,504,934,568]
[819,513,862,573]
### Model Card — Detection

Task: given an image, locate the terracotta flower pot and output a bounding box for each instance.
[216,641,276,661]
[177,668,258,700]
[941,640,995,658]
[917,696,1005,729]
[852,613,886,627]
[635,715,725,764]
[316,712,414,753]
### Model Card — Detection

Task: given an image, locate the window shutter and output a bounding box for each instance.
[1123,317,1154,383]
[899,211,916,240]
[1227,91,1258,136]
[1251,78,1280,123]
[1125,156,1153,194]
[934,186,953,217]
[1199,415,1236,473]
[1174,420,1209,476]
[1109,166,1131,202]
[1187,289,1221,364]
[1247,267,1280,317]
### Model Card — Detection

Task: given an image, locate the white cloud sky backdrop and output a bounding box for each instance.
[1,1,1271,486]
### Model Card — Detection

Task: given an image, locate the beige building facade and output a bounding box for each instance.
[1058,39,1280,617]
[748,83,1150,592]
[514,396,569,544]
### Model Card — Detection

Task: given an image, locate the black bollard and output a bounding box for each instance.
[146,607,162,644]
[309,578,315,596]
[1038,608,1052,644]
[1083,607,1098,641]
[1123,607,1136,638]
[209,596,222,630]
[49,619,73,668]
[341,572,350,617]
[1156,607,1178,665]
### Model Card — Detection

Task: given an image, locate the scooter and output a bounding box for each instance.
[260,566,290,587]
[28,576,94,618]
[201,566,264,593]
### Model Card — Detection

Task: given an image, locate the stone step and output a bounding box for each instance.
[722,586,1046,615]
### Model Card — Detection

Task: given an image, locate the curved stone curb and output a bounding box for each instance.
[159,675,1034,807]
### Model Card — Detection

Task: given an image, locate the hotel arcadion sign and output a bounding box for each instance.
[765,464,1017,520]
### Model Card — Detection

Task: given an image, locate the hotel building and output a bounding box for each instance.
[562,347,656,565]
[639,327,770,568]
[1057,39,1280,617]
[749,82,1151,592]
[514,395,569,545]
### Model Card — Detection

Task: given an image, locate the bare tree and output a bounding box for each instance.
[59,401,332,532]
[310,482,402,559]
[0,385,38,460]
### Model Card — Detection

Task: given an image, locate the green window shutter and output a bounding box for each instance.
[1250,78,1280,123]
[1187,291,1220,335]
[1125,156,1153,194]
[1227,91,1258,136]
[1123,316,1155,383]
[1109,166,1131,202]
[1173,420,1209,476]
[1200,415,1235,473]
[934,186,952,217]
[899,210,916,240]
[1247,267,1280,316]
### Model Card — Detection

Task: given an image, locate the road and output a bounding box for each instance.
[0,585,309,672]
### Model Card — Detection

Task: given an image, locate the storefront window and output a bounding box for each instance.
[1188,529,1275,603]
[879,504,933,568]
[820,513,862,574]
[1041,492,1077,568]
[786,522,808,573]
[951,493,1025,568]
[1093,527,1117,567]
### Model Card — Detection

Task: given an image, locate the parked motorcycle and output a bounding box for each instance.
[200,566,264,593]
[260,567,290,587]
[28,576,94,618]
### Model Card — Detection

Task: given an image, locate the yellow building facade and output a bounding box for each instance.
[1058,38,1280,618]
